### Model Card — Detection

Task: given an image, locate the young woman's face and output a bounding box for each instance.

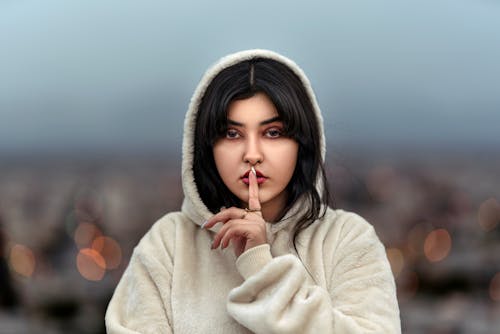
[213,93,298,218]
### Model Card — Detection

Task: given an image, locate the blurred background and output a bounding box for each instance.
[1,0,499,333]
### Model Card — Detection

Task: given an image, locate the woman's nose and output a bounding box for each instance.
[243,136,263,165]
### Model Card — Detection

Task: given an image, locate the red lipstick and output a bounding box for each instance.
[241,169,267,185]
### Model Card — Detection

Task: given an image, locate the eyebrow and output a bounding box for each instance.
[227,116,282,127]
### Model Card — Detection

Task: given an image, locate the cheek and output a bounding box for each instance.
[213,144,237,183]
[213,146,225,178]
[284,147,299,180]
[269,141,298,181]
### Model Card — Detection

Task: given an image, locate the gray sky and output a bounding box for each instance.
[1,0,499,155]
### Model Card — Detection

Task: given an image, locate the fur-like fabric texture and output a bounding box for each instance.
[105,49,401,333]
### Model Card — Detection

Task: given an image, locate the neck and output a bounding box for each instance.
[261,204,282,222]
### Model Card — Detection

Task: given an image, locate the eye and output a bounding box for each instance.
[265,127,282,138]
[226,129,241,139]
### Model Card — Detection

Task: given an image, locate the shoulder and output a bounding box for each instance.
[297,208,385,257]
[312,208,378,240]
[320,209,388,262]
[134,211,187,257]
[148,211,185,234]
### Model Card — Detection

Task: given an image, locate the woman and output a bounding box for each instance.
[105,49,401,333]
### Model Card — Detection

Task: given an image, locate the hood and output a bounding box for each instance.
[180,49,326,230]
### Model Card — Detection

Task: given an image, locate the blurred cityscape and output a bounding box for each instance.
[0,150,499,333]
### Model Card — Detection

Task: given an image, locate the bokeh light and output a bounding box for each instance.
[424,228,452,263]
[9,244,36,278]
[91,236,122,269]
[478,198,500,232]
[386,247,405,278]
[74,222,102,249]
[76,248,106,281]
[407,223,429,257]
[490,272,500,302]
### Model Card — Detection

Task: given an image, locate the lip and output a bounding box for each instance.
[241,169,267,185]
[242,169,265,178]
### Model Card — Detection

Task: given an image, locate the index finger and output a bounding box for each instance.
[248,166,261,210]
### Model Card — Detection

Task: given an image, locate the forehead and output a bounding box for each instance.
[227,93,279,123]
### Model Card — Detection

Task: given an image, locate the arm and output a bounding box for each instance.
[226,215,401,334]
[105,220,175,334]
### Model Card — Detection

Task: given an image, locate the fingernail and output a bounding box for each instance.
[251,166,256,176]
[201,220,208,228]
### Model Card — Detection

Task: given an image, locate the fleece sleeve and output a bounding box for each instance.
[226,216,401,333]
[105,222,174,334]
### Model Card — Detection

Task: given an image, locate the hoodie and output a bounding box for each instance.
[105,49,401,333]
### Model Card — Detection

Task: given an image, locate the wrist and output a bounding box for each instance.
[244,239,266,252]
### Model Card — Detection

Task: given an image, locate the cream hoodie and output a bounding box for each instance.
[105,50,401,333]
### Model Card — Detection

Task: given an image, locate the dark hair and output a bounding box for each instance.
[193,57,330,248]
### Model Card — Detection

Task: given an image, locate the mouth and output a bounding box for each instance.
[241,169,267,185]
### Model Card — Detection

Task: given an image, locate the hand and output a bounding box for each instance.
[202,168,267,257]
